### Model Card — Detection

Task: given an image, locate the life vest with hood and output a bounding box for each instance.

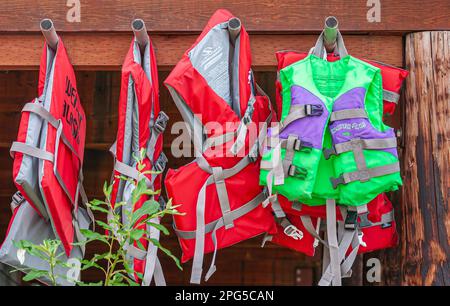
[260,31,403,285]
[0,39,92,285]
[265,43,406,258]
[164,9,277,284]
[109,37,168,286]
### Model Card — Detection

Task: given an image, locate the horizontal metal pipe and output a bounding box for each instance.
[132,19,149,53]
[40,19,59,50]
[323,16,338,53]
[228,17,241,45]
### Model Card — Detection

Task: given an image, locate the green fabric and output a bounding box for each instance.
[260,54,402,207]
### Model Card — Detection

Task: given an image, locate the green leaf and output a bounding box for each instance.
[130,200,160,226]
[131,179,147,205]
[95,220,113,231]
[88,205,109,214]
[129,229,145,241]
[79,229,109,244]
[148,238,183,271]
[22,270,48,282]
[146,222,170,236]
[103,181,113,198]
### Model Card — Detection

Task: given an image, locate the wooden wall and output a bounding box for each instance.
[0,0,448,285]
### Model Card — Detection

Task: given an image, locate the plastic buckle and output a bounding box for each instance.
[344,210,358,230]
[358,212,372,228]
[153,111,169,133]
[330,175,345,189]
[305,104,324,116]
[11,191,25,206]
[153,152,168,172]
[323,147,337,159]
[284,225,303,240]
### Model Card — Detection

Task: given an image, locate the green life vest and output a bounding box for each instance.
[260,54,402,206]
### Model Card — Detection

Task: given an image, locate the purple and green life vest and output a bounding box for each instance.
[260,54,401,206]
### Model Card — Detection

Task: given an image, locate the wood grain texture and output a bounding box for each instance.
[401,31,449,285]
[0,0,448,33]
[0,34,403,70]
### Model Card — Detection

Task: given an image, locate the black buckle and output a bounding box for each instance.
[242,114,252,125]
[344,210,358,230]
[11,191,25,206]
[291,138,312,153]
[288,165,307,180]
[305,104,324,116]
[153,111,169,133]
[358,212,372,228]
[323,147,337,159]
[330,175,345,189]
[153,152,168,172]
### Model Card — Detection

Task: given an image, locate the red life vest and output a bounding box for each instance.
[265,50,405,262]
[275,51,408,120]
[109,38,168,286]
[164,9,277,284]
[9,39,89,256]
[265,194,398,257]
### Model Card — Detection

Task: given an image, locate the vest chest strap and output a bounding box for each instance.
[324,137,398,159]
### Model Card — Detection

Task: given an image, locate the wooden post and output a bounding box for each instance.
[401,31,449,285]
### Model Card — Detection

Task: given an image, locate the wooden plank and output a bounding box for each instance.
[0,34,403,70]
[0,1,448,33]
[401,31,449,285]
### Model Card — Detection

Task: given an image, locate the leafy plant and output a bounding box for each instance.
[15,148,184,286]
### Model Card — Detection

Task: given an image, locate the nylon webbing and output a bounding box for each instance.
[280,104,323,129]
[383,89,400,104]
[10,141,54,162]
[325,199,341,286]
[324,137,397,159]
[329,108,368,122]
[212,167,234,229]
[146,111,169,163]
[331,162,401,189]
[174,191,267,240]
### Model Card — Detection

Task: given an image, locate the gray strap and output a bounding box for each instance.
[22,102,80,161]
[334,137,397,155]
[22,102,59,129]
[114,160,152,186]
[153,257,166,286]
[383,89,400,104]
[278,217,303,240]
[300,215,329,247]
[204,222,221,282]
[174,190,266,240]
[263,194,286,218]
[325,199,341,286]
[190,176,213,284]
[203,131,236,151]
[212,167,234,229]
[73,218,86,256]
[319,228,358,286]
[280,104,323,129]
[146,111,169,163]
[283,135,297,177]
[142,221,161,286]
[10,141,54,162]
[124,243,147,260]
[331,162,401,188]
[330,109,368,122]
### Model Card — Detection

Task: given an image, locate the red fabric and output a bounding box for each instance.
[12,40,86,256]
[272,194,398,256]
[164,9,277,263]
[110,39,163,282]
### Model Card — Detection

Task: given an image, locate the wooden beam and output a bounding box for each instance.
[0,1,448,33]
[0,34,403,70]
[401,31,449,285]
